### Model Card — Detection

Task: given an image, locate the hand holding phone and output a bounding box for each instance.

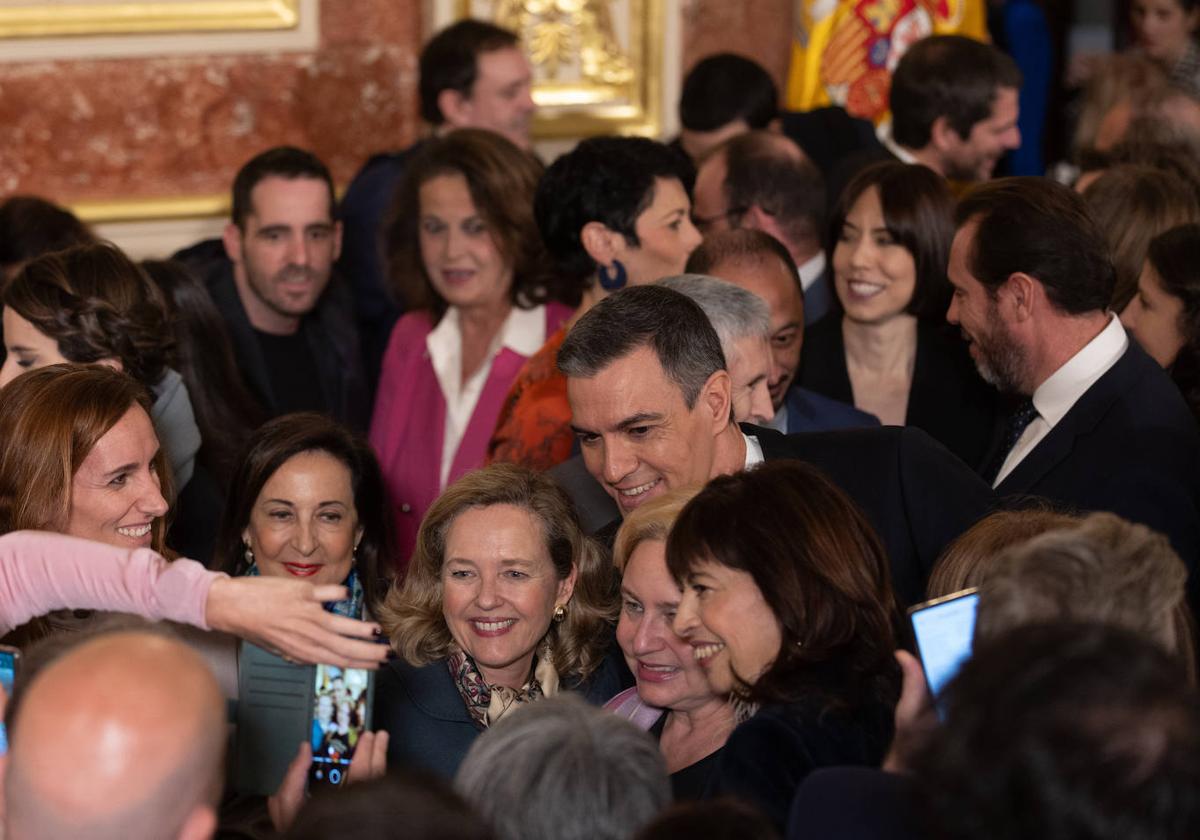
[908,588,979,719]
[307,664,374,790]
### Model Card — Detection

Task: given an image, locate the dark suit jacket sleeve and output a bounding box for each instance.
[705,715,818,831]
[895,426,997,588]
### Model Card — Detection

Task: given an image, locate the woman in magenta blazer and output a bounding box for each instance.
[372,130,573,567]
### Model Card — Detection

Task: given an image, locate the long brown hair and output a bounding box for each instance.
[0,364,173,551]
[378,464,616,683]
[384,129,557,322]
[666,461,901,710]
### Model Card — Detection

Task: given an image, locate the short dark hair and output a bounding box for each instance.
[385,129,558,320]
[1148,224,1200,420]
[419,19,519,125]
[679,53,778,132]
[214,412,396,612]
[665,460,901,710]
[634,798,779,840]
[890,35,1022,149]
[955,177,1115,315]
[284,772,494,840]
[686,227,800,282]
[0,196,94,274]
[914,622,1200,840]
[535,137,695,288]
[230,146,336,230]
[721,132,825,247]
[833,162,955,320]
[557,285,726,409]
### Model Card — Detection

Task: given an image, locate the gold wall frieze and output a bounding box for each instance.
[0,0,299,39]
[71,194,229,224]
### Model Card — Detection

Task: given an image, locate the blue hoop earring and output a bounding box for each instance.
[598,260,628,291]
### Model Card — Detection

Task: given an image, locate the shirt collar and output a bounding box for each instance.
[876,122,919,165]
[797,252,826,292]
[1031,315,1129,427]
[427,304,547,365]
[743,432,765,469]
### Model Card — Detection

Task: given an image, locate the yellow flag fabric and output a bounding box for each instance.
[785,1,989,124]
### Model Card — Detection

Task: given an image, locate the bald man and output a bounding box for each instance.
[4,630,226,840]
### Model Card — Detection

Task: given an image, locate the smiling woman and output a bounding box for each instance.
[664,460,901,830]
[215,412,396,618]
[373,463,623,779]
[372,130,573,567]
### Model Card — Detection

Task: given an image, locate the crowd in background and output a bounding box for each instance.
[1,4,1200,839]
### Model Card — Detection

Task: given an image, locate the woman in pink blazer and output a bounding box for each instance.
[372,130,573,567]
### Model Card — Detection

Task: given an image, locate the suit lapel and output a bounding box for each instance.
[995,346,1135,495]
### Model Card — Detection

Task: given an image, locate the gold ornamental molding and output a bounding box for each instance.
[0,1,299,39]
[71,194,229,224]
[457,0,665,139]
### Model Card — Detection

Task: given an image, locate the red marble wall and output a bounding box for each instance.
[682,0,794,93]
[0,2,422,201]
[0,1,794,205]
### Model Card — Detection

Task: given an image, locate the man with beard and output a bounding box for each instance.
[947,177,1200,605]
[191,146,368,429]
[826,35,1023,205]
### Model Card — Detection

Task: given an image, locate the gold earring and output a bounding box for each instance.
[553,604,567,623]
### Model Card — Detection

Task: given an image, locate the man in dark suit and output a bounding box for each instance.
[338,19,536,383]
[826,35,1023,207]
[556,285,993,606]
[691,132,835,325]
[947,177,1200,601]
[687,228,878,433]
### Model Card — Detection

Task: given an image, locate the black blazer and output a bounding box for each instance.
[375,648,630,779]
[706,698,893,832]
[799,316,1000,470]
[992,340,1200,605]
[751,424,995,606]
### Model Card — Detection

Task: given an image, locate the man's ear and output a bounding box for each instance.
[580,221,623,267]
[928,115,964,154]
[699,369,733,434]
[742,204,786,242]
[437,88,472,129]
[222,222,244,264]
[1002,272,1038,321]
[331,219,344,262]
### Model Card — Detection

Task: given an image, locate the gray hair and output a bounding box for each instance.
[557,284,726,408]
[657,274,770,364]
[454,695,670,840]
[976,512,1189,655]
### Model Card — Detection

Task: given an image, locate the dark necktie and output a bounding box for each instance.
[984,399,1040,485]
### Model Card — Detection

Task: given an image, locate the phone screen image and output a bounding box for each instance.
[308,664,373,789]
[0,648,19,756]
[909,589,979,718]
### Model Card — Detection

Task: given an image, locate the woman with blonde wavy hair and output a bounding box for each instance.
[374,463,623,778]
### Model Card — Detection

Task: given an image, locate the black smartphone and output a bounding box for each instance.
[908,588,979,719]
[0,644,21,755]
[307,664,375,790]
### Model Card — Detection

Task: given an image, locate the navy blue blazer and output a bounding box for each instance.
[784,386,879,433]
[992,340,1200,605]
[375,647,630,779]
[803,268,835,327]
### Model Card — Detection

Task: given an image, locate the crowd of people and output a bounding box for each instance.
[1,7,1200,840]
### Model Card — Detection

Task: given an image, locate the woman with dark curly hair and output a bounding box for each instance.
[667,460,901,830]
[0,242,201,494]
[485,136,702,472]
[1120,223,1200,422]
[372,130,573,566]
[374,463,624,779]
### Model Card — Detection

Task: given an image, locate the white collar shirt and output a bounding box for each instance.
[797,252,826,293]
[426,304,547,488]
[993,315,1129,486]
[743,431,765,469]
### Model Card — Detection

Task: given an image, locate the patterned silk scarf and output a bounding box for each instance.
[448,644,560,729]
[244,563,365,619]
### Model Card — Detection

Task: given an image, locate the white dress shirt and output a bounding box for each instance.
[426,304,548,488]
[876,122,919,165]
[743,432,765,469]
[993,315,1129,487]
[797,252,826,294]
